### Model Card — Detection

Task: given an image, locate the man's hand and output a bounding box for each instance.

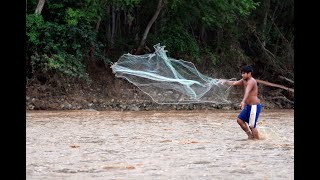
[217,79,227,85]
[240,101,245,110]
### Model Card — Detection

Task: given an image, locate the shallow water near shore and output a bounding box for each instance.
[26,109,294,180]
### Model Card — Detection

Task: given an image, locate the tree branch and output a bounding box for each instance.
[253,33,276,59]
[279,76,294,84]
[136,0,165,54]
[35,0,45,15]
[256,79,294,93]
[269,96,294,104]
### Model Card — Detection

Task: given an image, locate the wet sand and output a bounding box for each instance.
[26,109,294,180]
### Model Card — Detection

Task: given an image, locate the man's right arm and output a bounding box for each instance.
[219,79,243,86]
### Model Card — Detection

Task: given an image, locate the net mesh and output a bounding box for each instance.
[111,43,233,104]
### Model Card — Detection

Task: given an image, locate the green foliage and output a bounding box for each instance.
[235,0,260,16]
[26,0,293,85]
[199,0,259,28]
[31,53,90,82]
[65,8,85,25]
[26,0,104,81]
[28,20,99,80]
[151,23,200,61]
[26,14,45,47]
[107,0,142,8]
[120,0,142,7]
[225,45,250,64]
[26,0,108,82]
[80,0,104,23]
[167,0,183,10]
[164,0,258,29]
[201,47,220,65]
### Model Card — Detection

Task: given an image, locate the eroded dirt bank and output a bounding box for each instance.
[26,75,294,111]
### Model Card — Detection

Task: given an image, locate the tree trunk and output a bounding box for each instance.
[135,0,165,54]
[262,0,270,47]
[35,0,45,15]
[89,19,101,63]
[200,25,206,44]
[111,6,116,48]
[256,79,294,93]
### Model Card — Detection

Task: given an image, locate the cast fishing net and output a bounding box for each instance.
[111,43,233,104]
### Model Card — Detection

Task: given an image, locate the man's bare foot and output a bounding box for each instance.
[246,131,253,139]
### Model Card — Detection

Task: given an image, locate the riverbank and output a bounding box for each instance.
[26,75,294,111]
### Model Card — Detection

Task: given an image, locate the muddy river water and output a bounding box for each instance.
[26,109,294,180]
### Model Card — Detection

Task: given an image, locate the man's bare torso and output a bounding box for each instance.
[243,78,260,105]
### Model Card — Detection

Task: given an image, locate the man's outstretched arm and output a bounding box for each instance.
[218,79,243,86]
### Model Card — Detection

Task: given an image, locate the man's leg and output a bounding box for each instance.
[248,104,261,140]
[237,118,253,139]
[250,127,259,139]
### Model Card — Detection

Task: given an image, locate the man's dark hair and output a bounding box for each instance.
[241,65,253,74]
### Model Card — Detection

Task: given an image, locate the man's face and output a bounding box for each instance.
[241,72,249,80]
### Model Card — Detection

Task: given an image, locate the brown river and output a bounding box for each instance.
[26,109,294,180]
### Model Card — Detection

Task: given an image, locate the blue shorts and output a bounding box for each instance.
[237,104,262,128]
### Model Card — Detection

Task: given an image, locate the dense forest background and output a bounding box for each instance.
[26,0,294,110]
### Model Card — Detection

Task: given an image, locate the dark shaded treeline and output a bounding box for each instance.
[26,0,294,106]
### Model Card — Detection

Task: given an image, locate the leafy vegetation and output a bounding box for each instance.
[26,0,293,84]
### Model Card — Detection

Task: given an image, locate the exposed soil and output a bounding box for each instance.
[26,65,294,111]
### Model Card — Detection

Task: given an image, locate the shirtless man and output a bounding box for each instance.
[218,65,262,139]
